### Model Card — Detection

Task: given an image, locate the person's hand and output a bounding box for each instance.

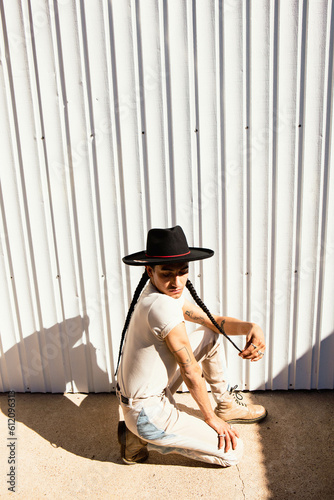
[239,324,266,362]
[205,414,240,451]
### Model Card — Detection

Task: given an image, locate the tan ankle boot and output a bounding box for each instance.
[117,421,149,464]
[214,385,267,424]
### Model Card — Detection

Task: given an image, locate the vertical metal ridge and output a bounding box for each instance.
[76,0,101,282]
[101,0,129,378]
[266,0,279,389]
[289,0,308,389]
[317,4,334,387]
[161,0,176,225]
[190,0,202,295]
[306,1,329,388]
[294,0,322,390]
[158,0,172,227]
[93,1,122,386]
[243,0,251,316]
[102,0,127,270]
[187,0,198,225]
[242,0,251,386]
[103,0,129,270]
[218,0,227,318]
[184,0,199,299]
[102,2,132,384]
[312,0,334,388]
[186,0,198,240]
[131,0,149,233]
[215,0,224,315]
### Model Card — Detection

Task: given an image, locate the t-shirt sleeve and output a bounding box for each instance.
[147,295,185,339]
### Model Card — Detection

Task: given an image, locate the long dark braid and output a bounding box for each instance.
[114,270,150,375]
[186,279,242,353]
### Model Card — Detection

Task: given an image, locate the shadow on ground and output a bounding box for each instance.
[0,393,119,462]
[248,389,334,499]
[253,332,334,498]
[1,388,333,500]
[0,393,216,468]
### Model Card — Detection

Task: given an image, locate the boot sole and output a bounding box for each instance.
[120,444,149,465]
[225,409,268,424]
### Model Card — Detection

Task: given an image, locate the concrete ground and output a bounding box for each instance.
[0,390,333,500]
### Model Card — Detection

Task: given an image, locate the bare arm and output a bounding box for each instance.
[182,299,266,361]
[165,322,238,451]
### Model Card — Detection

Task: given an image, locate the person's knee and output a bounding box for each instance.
[195,326,220,354]
[218,437,244,467]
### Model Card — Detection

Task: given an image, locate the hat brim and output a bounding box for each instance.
[122,247,214,266]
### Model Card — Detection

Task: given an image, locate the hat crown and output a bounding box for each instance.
[146,226,190,258]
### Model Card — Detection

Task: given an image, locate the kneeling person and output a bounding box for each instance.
[116,226,267,466]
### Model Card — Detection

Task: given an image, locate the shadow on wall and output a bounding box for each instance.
[311,330,334,389]
[0,315,111,393]
[272,330,334,390]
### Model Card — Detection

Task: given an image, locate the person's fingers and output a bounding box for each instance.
[250,345,266,361]
[241,342,266,360]
[223,433,230,452]
[229,429,238,450]
[218,425,240,451]
[218,433,228,451]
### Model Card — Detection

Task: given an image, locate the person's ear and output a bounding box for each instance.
[146,266,153,279]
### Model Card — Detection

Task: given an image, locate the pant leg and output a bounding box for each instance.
[121,391,243,467]
[168,326,228,403]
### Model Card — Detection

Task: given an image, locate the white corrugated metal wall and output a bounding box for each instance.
[0,0,333,393]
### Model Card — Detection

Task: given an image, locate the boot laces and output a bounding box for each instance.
[229,385,247,407]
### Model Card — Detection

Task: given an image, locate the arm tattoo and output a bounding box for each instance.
[185,310,206,325]
[173,346,192,365]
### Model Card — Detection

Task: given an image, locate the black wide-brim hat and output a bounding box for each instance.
[123,225,214,266]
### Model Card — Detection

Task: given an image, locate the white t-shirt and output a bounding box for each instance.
[118,282,185,399]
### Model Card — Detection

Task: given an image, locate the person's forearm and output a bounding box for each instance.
[183,304,257,337]
[199,312,256,336]
[180,364,215,422]
[215,316,257,336]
